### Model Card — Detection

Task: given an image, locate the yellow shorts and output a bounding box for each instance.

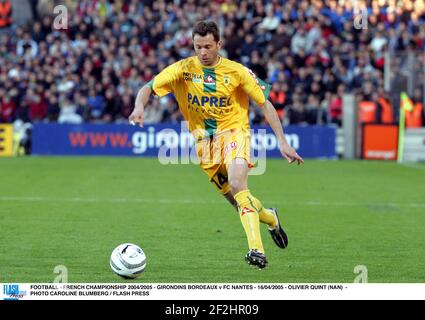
[196,129,251,194]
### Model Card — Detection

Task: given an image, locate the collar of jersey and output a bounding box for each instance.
[197,56,222,69]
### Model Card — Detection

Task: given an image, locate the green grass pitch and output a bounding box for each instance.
[0,157,424,283]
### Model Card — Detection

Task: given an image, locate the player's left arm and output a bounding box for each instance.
[239,66,303,164]
[262,99,304,165]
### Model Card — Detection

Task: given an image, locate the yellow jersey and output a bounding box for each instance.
[148,56,271,140]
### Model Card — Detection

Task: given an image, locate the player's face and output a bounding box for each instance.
[193,34,222,66]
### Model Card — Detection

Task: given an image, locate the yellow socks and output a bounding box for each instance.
[234,189,276,254]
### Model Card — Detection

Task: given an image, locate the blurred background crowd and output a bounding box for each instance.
[0,0,424,127]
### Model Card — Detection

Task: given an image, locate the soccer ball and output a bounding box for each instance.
[110,243,147,279]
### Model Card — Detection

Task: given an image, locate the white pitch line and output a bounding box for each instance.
[0,196,424,208]
[400,163,425,171]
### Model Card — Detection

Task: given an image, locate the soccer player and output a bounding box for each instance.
[129,21,304,269]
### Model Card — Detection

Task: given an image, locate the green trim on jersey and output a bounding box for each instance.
[147,78,154,88]
[202,68,216,93]
[258,78,271,101]
[204,119,217,137]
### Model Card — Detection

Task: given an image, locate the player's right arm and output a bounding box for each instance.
[129,85,152,127]
[129,61,182,127]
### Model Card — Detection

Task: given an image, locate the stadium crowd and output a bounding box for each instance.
[0,0,424,127]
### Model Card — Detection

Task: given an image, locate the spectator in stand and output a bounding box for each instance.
[305,94,327,125]
[286,94,307,125]
[0,0,12,32]
[46,93,60,122]
[87,89,105,122]
[0,93,15,122]
[329,84,345,126]
[58,96,83,124]
[269,83,286,112]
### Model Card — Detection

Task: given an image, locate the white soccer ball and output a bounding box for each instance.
[110,243,147,279]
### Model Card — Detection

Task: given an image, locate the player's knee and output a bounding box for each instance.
[228,177,245,195]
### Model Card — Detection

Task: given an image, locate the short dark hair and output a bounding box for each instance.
[192,21,220,42]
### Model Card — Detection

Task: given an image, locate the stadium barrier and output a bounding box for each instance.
[0,124,13,157]
[402,128,425,162]
[362,124,399,160]
[31,123,336,159]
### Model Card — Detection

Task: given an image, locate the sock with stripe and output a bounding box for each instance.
[234,189,265,253]
[234,191,278,228]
